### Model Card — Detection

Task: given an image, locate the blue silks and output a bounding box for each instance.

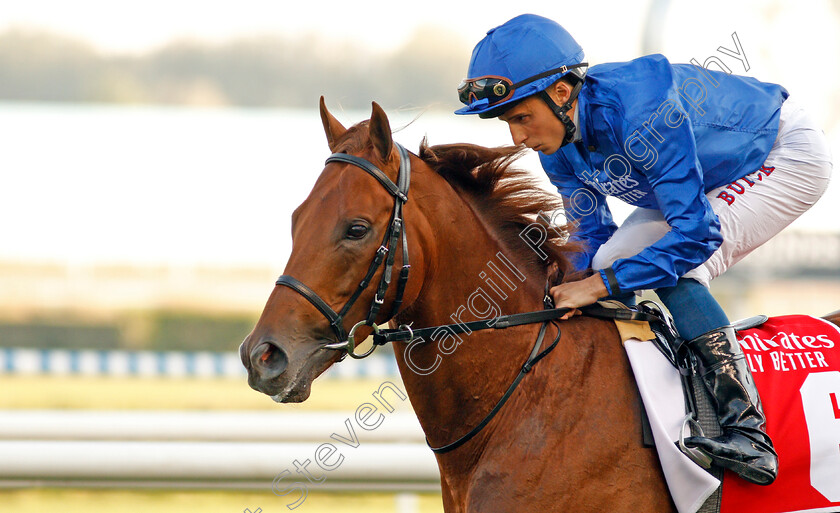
[541,54,787,294]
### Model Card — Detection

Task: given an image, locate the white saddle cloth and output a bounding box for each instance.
[624,338,721,513]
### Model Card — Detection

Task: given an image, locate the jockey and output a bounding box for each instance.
[456,14,832,485]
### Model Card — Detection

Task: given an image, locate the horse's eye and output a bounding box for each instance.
[346,224,368,239]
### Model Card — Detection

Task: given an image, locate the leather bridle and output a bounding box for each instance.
[269,140,668,455]
[274,143,412,359]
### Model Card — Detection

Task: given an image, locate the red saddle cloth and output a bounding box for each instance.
[720,315,840,513]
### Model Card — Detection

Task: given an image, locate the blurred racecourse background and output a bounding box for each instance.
[1,1,839,512]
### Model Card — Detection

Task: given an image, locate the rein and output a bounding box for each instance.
[370,302,654,346]
[377,301,657,454]
[273,144,660,454]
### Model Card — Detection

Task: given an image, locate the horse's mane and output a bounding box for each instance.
[418,140,582,283]
[331,122,581,282]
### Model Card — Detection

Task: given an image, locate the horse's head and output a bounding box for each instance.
[240,98,422,402]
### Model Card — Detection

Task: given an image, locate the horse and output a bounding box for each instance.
[239,99,840,512]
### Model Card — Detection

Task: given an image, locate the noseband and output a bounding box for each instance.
[274,143,411,359]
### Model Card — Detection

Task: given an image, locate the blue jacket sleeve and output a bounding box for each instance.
[605,101,723,294]
[539,151,618,273]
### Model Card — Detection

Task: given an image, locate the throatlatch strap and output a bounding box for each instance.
[388,227,410,320]
[386,144,412,320]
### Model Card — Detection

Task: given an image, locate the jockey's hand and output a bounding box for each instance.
[549,273,609,320]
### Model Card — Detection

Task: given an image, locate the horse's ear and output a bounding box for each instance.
[369,101,393,162]
[319,96,346,151]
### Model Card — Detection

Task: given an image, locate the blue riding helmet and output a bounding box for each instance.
[456,14,587,119]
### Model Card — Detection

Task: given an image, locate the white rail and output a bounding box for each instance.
[0,410,439,488]
[0,441,438,482]
[0,347,399,379]
[0,410,425,442]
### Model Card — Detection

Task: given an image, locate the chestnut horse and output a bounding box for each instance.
[239,100,838,512]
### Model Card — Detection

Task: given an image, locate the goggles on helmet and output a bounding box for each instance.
[458,62,588,107]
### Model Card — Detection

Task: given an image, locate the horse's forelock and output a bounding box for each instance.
[332,121,374,155]
[419,140,581,282]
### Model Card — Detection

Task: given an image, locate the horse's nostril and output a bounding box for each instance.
[250,340,289,379]
[239,340,251,370]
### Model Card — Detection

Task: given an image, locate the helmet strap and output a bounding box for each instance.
[538,80,583,147]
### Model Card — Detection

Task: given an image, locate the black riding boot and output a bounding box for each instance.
[683,326,778,485]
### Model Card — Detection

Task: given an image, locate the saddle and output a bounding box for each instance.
[593,301,764,450]
[620,301,726,513]
[611,304,840,513]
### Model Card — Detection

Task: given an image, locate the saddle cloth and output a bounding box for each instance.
[623,314,840,513]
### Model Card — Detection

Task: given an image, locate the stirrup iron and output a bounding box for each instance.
[678,413,713,469]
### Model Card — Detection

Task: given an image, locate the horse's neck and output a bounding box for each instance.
[395,173,551,453]
[389,168,669,507]
[409,168,548,317]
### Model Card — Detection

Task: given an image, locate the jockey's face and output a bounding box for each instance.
[498,81,575,155]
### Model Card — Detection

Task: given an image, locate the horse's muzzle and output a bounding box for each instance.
[242,337,290,394]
